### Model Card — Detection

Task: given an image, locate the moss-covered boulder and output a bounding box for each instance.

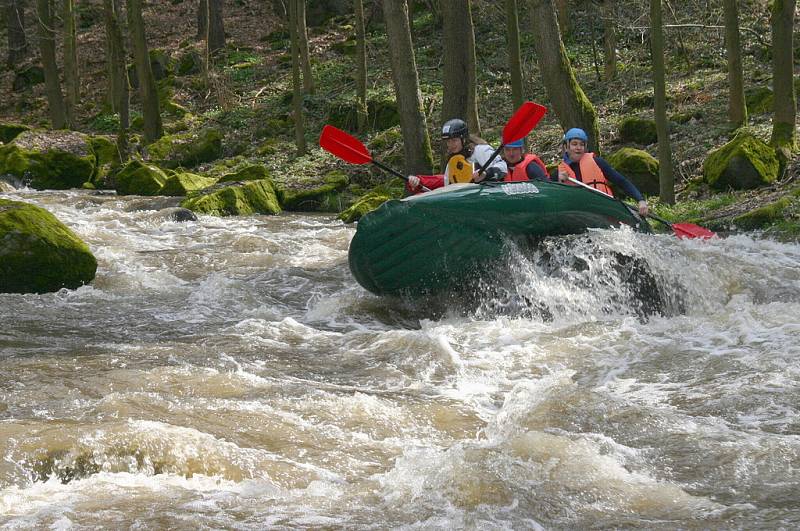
[732,196,793,231]
[327,96,400,132]
[0,130,96,189]
[619,117,657,145]
[88,135,121,187]
[745,86,773,114]
[278,171,350,212]
[605,148,660,196]
[0,122,30,144]
[115,159,168,196]
[159,172,217,196]
[0,199,97,294]
[702,132,779,191]
[176,50,202,76]
[218,164,270,183]
[180,180,281,216]
[12,65,44,92]
[146,128,223,169]
[338,183,404,223]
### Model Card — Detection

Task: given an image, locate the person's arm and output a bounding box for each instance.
[406,174,445,194]
[525,161,548,181]
[594,156,644,202]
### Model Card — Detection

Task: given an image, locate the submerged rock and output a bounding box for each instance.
[0,199,97,293]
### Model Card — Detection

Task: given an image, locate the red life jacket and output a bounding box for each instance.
[558,153,614,196]
[505,154,548,182]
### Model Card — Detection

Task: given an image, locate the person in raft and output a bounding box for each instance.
[556,127,649,216]
[406,118,508,194]
[500,138,549,181]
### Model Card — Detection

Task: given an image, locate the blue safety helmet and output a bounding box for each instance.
[563,127,589,143]
[505,138,524,148]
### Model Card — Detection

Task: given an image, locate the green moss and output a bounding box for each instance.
[0,122,30,144]
[159,172,217,196]
[278,171,350,212]
[733,197,793,230]
[745,86,773,114]
[0,131,96,190]
[625,92,654,110]
[146,128,223,169]
[115,159,168,196]
[338,183,404,223]
[89,135,120,167]
[702,131,780,190]
[218,164,270,183]
[0,199,97,294]
[619,117,658,145]
[606,147,660,196]
[180,180,281,216]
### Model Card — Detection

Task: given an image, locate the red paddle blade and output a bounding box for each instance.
[319,125,373,165]
[672,223,716,239]
[502,101,547,144]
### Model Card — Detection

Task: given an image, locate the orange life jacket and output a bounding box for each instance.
[505,154,548,182]
[558,153,614,196]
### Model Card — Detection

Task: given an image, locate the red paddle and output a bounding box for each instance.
[476,101,548,177]
[567,177,715,239]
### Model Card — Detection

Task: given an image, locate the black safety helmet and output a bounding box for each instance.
[441,118,469,142]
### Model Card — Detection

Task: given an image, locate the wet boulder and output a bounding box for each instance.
[605,147,660,196]
[146,128,223,169]
[338,183,403,223]
[0,199,97,294]
[0,130,96,190]
[702,131,779,191]
[115,159,168,196]
[159,171,217,196]
[181,179,281,216]
[278,171,349,212]
[151,207,198,222]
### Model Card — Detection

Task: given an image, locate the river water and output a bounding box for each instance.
[1,189,799,529]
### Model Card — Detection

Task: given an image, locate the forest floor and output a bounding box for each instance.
[0,0,798,238]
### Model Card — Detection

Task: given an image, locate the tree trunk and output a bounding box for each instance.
[207,0,225,56]
[297,0,314,94]
[381,0,433,175]
[650,0,674,204]
[62,0,79,128]
[127,0,162,143]
[601,0,617,81]
[723,0,747,128]
[36,0,67,129]
[197,0,206,40]
[769,0,797,152]
[289,0,306,154]
[529,0,599,150]
[5,0,28,68]
[103,0,129,158]
[441,0,480,136]
[555,0,568,36]
[505,0,525,110]
[354,0,368,131]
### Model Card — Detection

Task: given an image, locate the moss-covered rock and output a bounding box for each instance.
[0,122,30,144]
[180,179,281,216]
[278,171,350,212]
[732,196,793,230]
[217,164,270,183]
[12,65,44,91]
[605,148,660,196]
[338,182,404,223]
[745,86,773,114]
[0,130,96,190]
[702,132,779,191]
[625,92,654,110]
[146,128,223,169]
[327,96,400,132]
[0,199,97,294]
[115,159,168,196]
[159,172,217,196]
[619,117,657,145]
[176,50,202,76]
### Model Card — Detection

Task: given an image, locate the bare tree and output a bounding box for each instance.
[529,0,599,150]
[381,0,433,175]
[505,0,525,110]
[555,0,568,36]
[36,0,67,128]
[62,0,79,127]
[441,0,480,136]
[723,0,747,128]
[103,0,129,158]
[297,0,314,94]
[354,0,368,131]
[650,0,674,204]
[5,0,28,68]
[769,0,797,153]
[127,0,162,143]
[288,0,306,154]
[207,0,225,56]
[600,0,617,81]
[197,0,206,40]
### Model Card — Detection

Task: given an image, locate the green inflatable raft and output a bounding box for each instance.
[348,180,651,295]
